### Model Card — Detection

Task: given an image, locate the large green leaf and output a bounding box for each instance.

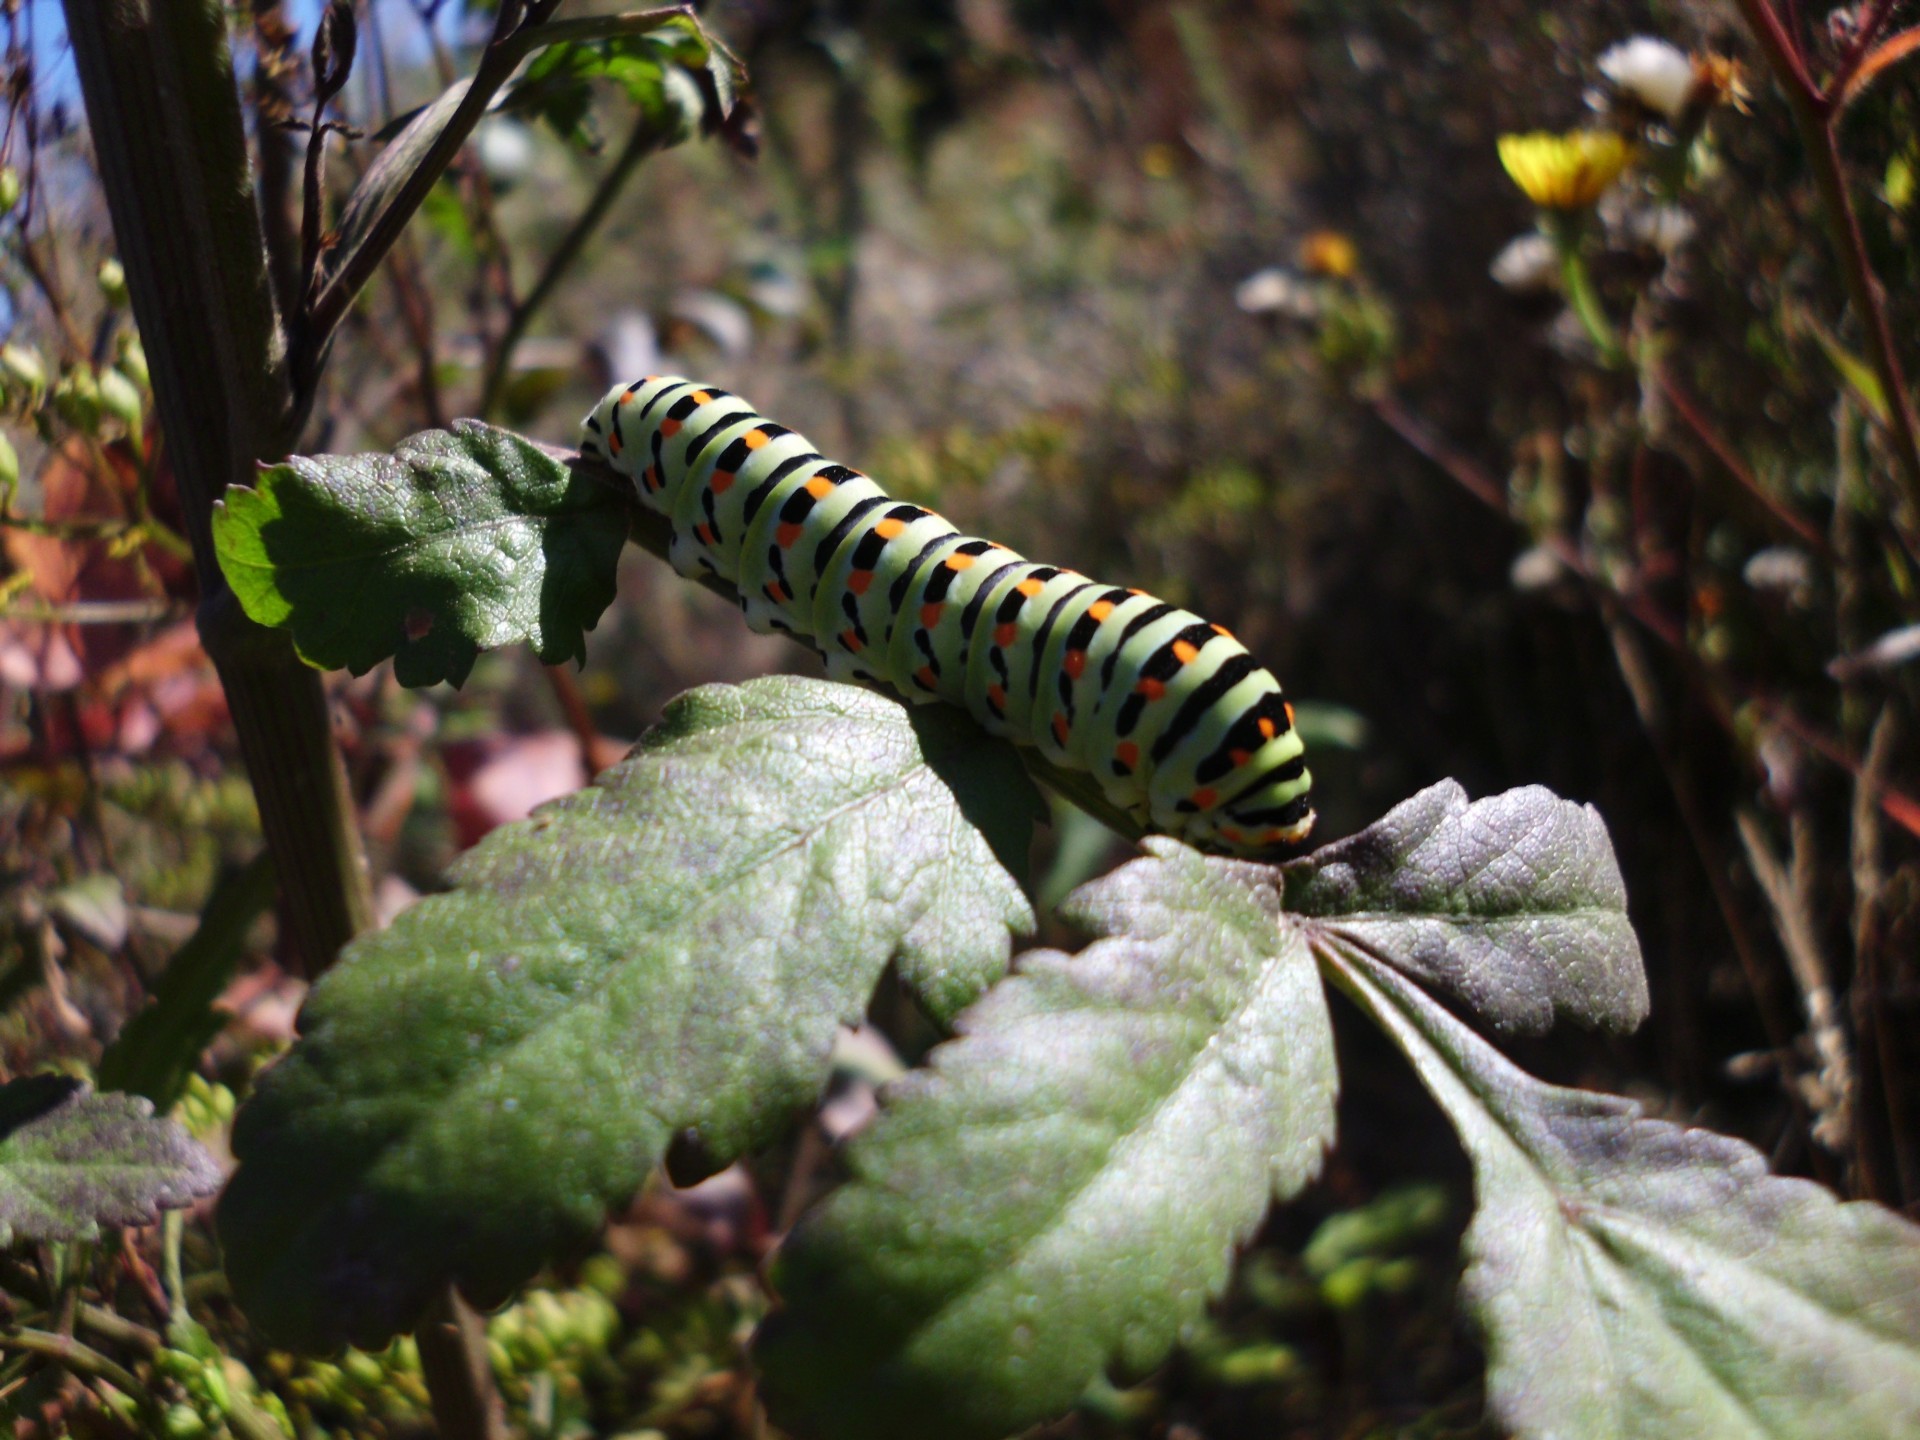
[218,679,1037,1353]
[213,424,626,686]
[0,1076,222,1244]
[755,841,1338,1440]
[1284,780,1646,1034]
[1328,944,1920,1440]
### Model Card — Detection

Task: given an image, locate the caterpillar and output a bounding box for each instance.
[579,377,1314,856]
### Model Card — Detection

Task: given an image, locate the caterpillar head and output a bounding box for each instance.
[1191,780,1315,859]
[578,375,690,469]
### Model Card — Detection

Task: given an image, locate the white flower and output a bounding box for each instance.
[1744,546,1813,605]
[1631,203,1697,254]
[1598,37,1696,121]
[1510,545,1566,593]
[1489,232,1559,292]
[1234,267,1321,321]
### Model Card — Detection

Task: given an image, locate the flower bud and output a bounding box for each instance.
[52,365,103,433]
[98,366,144,433]
[1,343,47,400]
[98,257,129,306]
[118,336,150,391]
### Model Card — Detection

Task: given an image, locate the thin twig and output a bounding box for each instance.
[1849,709,1918,1205]
[1825,0,1901,101]
[14,233,90,360]
[1764,704,1920,838]
[1656,371,1832,556]
[543,664,612,780]
[478,111,666,418]
[299,7,694,362]
[1605,614,1818,1155]
[1736,808,1855,1158]
[1733,0,1920,517]
[385,238,449,429]
[0,598,180,624]
[0,1327,145,1398]
[1370,388,1920,842]
[1733,0,1822,102]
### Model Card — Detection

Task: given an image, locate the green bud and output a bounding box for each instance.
[98,366,144,434]
[52,368,102,433]
[162,1404,210,1440]
[118,336,150,391]
[198,1359,232,1412]
[98,257,128,306]
[0,429,17,497]
[152,1347,200,1382]
[1,343,46,400]
[0,167,19,216]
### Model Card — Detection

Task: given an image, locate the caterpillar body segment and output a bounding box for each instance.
[581,376,1315,856]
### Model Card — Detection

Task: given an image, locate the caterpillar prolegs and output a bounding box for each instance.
[580,377,1315,856]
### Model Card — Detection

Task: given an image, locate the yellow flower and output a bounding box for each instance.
[1497,131,1636,211]
[1298,229,1359,280]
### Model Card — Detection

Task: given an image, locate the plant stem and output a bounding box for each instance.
[1549,216,1623,368]
[1796,114,1920,515]
[1,1327,145,1398]
[300,5,693,377]
[64,0,374,975]
[1732,0,1920,517]
[417,1287,508,1440]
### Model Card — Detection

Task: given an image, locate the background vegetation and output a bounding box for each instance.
[2,0,1917,1434]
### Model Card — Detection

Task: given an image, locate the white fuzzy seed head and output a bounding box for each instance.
[1490,233,1560,292]
[1598,36,1696,121]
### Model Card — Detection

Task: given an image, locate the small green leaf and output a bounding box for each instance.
[98,855,276,1109]
[1329,946,1920,1440]
[756,842,1338,1440]
[213,423,626,686]
[218,678,1036,1352]
[1811,325,1892,425]
[1284,780,1646,1034]
[501,20,722,151]
[0,1076,222,1245]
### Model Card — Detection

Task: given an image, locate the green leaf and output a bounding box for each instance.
[1283,780,1647,1034]
[0,1076,222,1245]
[756,842,1338,1440]
[213,424,627,686]
[322,77,474,299]
[1328,945,1920,1440]
[501,20,723,151]
[98,854,276,1109]
[1785,304,1891,426]
[218,678,1036,1352]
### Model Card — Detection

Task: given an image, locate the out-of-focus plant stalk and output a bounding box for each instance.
[1732,0,1920,517]
[1548,215,1624,368]
[64,0,374,975]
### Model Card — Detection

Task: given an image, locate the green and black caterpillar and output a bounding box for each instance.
[581,377,1314,856]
